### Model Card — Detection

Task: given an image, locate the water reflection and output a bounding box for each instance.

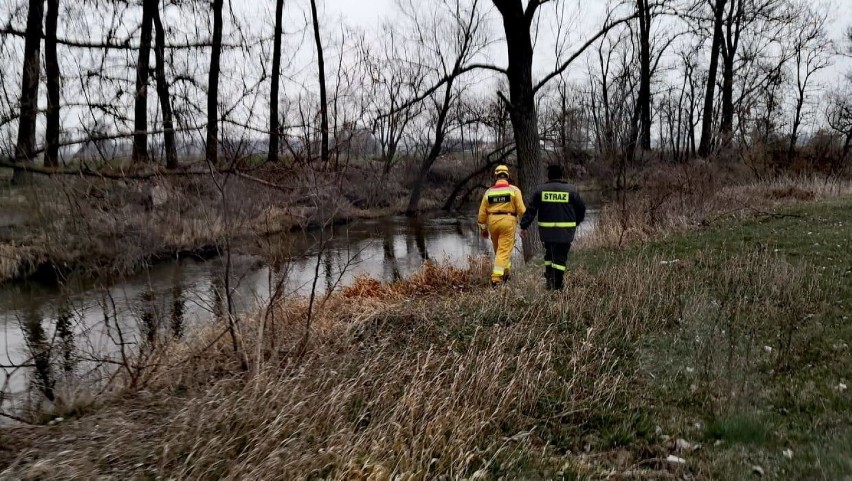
[171,284,185,340]
[21,307,54,402]
[55,305,75,374]
[0,210,598,417]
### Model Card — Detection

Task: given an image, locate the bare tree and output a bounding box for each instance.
[787,2,831,162]
[826,91,852,162]
[360,25,424,175]
[13,0,45,183]
[697,0,727,157]
[268,0,286,163]
[206,0,224,165]
[44,0,61,168]
[404,0,488,216]
[719,0,788,144]
[635,0,653,150]
[309,0,329,166]
[488,0,633,257]
[152,1,177,169]
[133,0,156,164]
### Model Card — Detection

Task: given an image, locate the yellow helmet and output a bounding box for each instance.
[494,165,510,176]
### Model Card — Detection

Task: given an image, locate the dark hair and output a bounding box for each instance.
[496,172,509,180]
[547,164,563,180]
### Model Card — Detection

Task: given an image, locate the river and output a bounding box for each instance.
[0,209,597,419]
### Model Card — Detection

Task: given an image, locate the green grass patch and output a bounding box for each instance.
[565,197,852,479]
[706,412,772,445]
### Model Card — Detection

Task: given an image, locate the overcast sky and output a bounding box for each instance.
[324,0,852,81]
[2,0,851,152]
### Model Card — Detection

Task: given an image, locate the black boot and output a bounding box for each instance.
[553,269,565,291]
[545,266,555,290]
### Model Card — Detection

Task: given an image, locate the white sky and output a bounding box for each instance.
[1,0,851,152]
[321,0,852,122]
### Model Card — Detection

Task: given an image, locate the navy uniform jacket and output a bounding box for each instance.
[519,179,586,244]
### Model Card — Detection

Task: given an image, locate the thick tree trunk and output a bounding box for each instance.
[698,0,727,157]
[405,162,433,217]
[496,1,542,259]
[153,2,177,169]
[719,53,734,144]
[268,0,285,164]
[133,0,155,164]
[44,0,60,168]
[635,0,652,151]
[13,0,45,184]
[309,0,329,166]
[789,90,805,162]
[206,0,224,165]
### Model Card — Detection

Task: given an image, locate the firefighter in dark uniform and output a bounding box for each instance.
[519,164,586,290]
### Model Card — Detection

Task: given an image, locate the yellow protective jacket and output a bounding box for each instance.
[477,180,526,230]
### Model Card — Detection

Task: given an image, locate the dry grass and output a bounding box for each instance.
[0,156,475,284]
[577,163,852,250]
[4,238,834,480]
[343,257,490,299]
[0,244,40,281]
[1,166,849,479]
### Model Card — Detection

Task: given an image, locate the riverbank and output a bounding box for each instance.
[0,157,481,285]
[1,177,850,479]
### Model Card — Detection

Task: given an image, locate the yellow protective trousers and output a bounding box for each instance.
[488,214,517,283]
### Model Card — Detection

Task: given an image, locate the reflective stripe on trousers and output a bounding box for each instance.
[538,221,577,228]
[544,242,571,290]
[488,214,517,282]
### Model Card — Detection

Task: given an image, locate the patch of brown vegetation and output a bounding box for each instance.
[343,257,490,300]
[577,163,852,249]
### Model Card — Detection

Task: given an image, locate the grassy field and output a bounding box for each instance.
[568,197,852,479]
[1,194,850,480]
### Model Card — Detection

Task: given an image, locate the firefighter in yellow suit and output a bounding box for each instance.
[477,165,526,286]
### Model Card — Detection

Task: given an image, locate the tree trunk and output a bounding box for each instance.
[268,0,285,164]
[698,0,727,157]
[309,0,329,166]
[789,88,805,162]
[13,0,45,184]
[719,52,734,144]
[44,0,60,168]
[206,0,224,165]
[405,162,433,217]
[405,81,454,216]
[559,85,567,154]
[495,0,543,259]
[133,0,155,164]
[635,0,652,151]
[153,2,177,169]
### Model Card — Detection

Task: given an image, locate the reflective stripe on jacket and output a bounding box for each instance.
[519,179,586,244]
[477,180,526,230]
